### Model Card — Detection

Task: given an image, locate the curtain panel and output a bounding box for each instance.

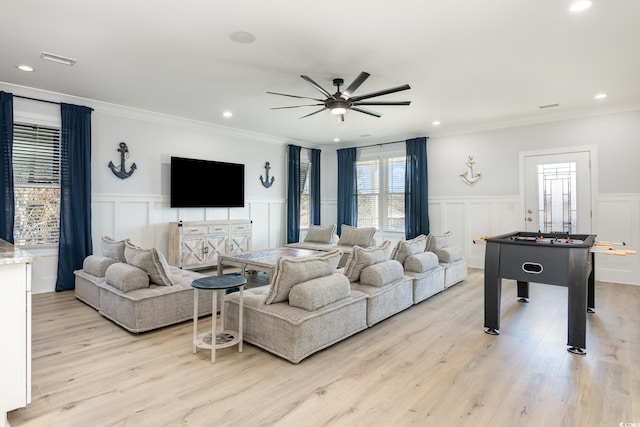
[56,103,93,291]
[310,148,321,225]
[287,145,301,244]
[336,147,358,235]
[405,137,429,239]
[0,92,14,243]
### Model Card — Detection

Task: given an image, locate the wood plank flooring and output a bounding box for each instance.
[8,268,640,426]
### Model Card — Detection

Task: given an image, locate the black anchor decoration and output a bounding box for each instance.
[259,162,275,188]
[108,142,137,180]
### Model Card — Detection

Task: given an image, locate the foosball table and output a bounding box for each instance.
[481,231,634,355]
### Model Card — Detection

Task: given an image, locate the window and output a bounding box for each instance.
[356,155,405,232]
[12,122,61,246]
[299,160,311,228]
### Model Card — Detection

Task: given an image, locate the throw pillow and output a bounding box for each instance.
[391,234,428,264]
[426,231,452,252]
[265,249,342,304]
[105,263,150,293]
[303,224,337,244]
[404,251,440,273]
[337,225,376,247]
[359,260,404,287]
[343,240,391,282]
[83,255,117,278]
[124,242,174,286]
[101,236,128,262]
[288,273,351,311]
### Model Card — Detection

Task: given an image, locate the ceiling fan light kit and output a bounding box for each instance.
[268,71,411,121]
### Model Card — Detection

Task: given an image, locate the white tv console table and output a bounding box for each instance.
[168,220,252,270]
[0,239,33,427]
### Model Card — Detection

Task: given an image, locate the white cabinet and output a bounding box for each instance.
[0,240,33,427]
[168,220,252,269]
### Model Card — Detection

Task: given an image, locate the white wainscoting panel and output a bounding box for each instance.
[29,247,58,294]
[596,194,640,285]
[429,196,522,269]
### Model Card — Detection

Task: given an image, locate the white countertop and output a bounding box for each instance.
[0,239,35,265]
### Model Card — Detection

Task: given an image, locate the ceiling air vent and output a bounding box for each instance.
[40,52,77,66]
[539,103,559,109]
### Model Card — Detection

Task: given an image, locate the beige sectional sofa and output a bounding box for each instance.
[225,234,466,363]
[74,237,218,333]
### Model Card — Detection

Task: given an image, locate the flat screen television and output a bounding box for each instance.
[170,156,245,208]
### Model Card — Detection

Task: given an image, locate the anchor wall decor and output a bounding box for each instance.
[259,162,275,188]
[460,155,481,185]
[108,142,137,180]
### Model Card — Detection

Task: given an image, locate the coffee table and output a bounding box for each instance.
[217,247,322,278]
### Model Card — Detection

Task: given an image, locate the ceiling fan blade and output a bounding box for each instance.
[350,107,382,118]
[300,75,335,99]
[271,104,324,110]
[266,91,324,102]
[299,107,327,119]
[352,101,411,106]
[341,72,370,100]
[349,84,411,102]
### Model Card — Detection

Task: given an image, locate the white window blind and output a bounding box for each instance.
[13,122,61,246]
[356,159,380,229]
[300,161,311,227]
[385,157,405,232]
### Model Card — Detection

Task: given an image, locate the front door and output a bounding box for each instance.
[523,149,593,234]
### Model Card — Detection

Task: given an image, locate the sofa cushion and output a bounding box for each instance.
[435,246,464,263]
[404,251,440,273]
[265,249,342,304]
[359,260,404,287]
[101,236,128,262]
[337,225,376,247]
[304,224,337,244]
[124,242,174,286]
[105,263,150,293]
[391,234,428,264]
[82,255,117,278]
[288,273,351,311]
[343,240,391,282]
[426,231,452,251]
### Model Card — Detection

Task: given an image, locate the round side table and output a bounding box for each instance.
[191,274,247,363]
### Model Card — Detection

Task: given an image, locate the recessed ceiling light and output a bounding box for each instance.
[594,93,607,100]
[569,1,592,12]
[16,65,35,72]
[229,31,256,44]
[40,52,77,66]
[222,111,233,118]
[333,138,340,142]
[432,121,441,126]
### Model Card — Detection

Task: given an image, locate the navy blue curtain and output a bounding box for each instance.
[405,137,429,239]
[336,147,357,235]
[310,148,321,225]
[287,145,301,243]
[0,92,14,243]
[56,103,93,291]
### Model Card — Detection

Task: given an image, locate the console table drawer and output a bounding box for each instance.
[182,226,208,235]
[208,225,229,235]
[231,224,250,234]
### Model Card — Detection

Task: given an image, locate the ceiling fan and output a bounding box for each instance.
[267,71,411,121]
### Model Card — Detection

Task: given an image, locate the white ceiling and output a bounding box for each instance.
[2,0,640,145]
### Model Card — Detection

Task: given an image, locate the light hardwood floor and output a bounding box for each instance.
[8,268,640,427]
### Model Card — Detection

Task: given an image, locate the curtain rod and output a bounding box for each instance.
[14,94,60,106]
[13,94,94,111]
[351,136,429,150]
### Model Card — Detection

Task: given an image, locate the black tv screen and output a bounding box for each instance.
[170,156,245,208]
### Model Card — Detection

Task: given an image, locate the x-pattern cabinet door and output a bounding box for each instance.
[230,233,250,254]
[181,237,205,267]
[206,235,228,264]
